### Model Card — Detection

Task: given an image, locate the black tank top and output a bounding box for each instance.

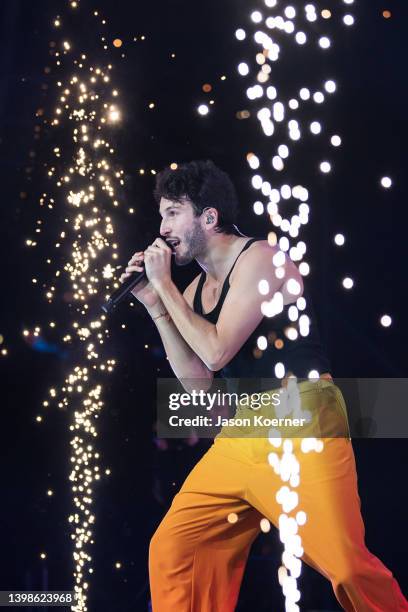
[193,238,331,379]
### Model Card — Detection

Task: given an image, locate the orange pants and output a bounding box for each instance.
[149,380,408,611]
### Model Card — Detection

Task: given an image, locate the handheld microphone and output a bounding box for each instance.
[101,268,147,314]
[101,242,176,315]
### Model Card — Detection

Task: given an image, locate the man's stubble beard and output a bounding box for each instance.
[175,219,207,266]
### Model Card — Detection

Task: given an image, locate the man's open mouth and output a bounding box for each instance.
[166,239,181,251]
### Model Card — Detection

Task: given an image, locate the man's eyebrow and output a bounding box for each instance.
[160,203,181,217]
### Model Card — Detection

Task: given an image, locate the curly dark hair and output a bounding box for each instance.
[153,160,239,234]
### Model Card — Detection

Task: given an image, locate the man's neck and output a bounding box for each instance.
[195,234,248,283]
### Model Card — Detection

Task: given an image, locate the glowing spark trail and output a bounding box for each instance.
[26,3,128,610]
[235,2,355,608]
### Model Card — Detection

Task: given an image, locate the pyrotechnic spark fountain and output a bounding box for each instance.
[234,2,355,608]
[25,3,128,610]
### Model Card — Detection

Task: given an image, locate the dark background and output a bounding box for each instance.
[0,0,407,610]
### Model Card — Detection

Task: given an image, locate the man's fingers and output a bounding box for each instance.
[153,237,170,250]
[128,251,144,266]
[127,265,144,273]
[145,244,164,254]
[120,264,144,282]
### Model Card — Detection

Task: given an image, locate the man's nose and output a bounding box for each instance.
[160,219,169,236]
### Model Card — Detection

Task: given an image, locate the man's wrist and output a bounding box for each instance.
[146,302,166,318]
[152,311,171,323]
[151,277,173,295]
[147,303,171,324]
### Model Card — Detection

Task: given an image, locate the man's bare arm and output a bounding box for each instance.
[153,242,303,371]
[146,280,214,392]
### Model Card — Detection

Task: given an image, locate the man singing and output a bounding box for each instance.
[121,160,407,611]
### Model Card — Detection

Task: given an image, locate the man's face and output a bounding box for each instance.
[159,197,207,265]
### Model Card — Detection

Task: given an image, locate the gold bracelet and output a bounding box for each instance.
[152,311,170,322]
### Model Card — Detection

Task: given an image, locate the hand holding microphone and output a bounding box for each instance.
[119,250,161,309]
[101,238,175,314]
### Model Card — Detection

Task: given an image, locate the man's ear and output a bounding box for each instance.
[202,207,218,227]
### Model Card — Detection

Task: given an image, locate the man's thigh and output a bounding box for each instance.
[156,443,262,548]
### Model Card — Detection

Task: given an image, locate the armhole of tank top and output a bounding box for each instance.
[193,271,206,314]
[224,237,261,288]
[195,238,261,314]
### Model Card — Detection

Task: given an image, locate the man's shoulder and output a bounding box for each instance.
[243,238,278,257]
[229,238,303,305]
[231,239,278,278]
